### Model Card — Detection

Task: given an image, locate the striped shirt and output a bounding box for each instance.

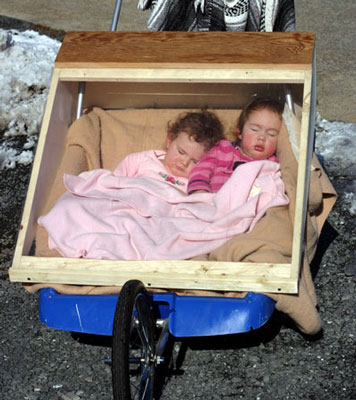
[187,140,278,194]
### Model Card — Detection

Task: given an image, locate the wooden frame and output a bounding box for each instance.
[9,32,315,294]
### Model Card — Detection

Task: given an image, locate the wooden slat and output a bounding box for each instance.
[12,74,74,264]
[9,257,297,294]
[57,67,307,83]
[291,70,314,278]
[55,31,315,70]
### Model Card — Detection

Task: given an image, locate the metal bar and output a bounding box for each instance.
[75,0,123,119]
[284,84,295,114]
[110,0,123,32]
[75,82,86,120]
[155,319,170,357]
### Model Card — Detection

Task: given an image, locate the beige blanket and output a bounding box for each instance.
[28,107,337,335]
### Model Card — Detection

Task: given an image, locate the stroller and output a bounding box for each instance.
[9,1,336,399]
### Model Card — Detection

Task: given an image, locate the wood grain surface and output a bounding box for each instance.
[55,31,314,70]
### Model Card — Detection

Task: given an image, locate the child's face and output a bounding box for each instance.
[238,108,281,159]
[163,131,207,178]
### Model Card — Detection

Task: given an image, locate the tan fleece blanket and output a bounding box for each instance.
[28,107,337,335]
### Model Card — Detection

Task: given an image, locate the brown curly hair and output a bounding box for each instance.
[167,110,225,151]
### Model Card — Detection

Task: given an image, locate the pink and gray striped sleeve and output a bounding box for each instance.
[187,140,238,194]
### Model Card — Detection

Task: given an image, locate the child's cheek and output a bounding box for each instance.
[265,139,277,155]
[242,135,255,150]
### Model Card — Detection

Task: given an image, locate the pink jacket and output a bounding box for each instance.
[187,140,278,194]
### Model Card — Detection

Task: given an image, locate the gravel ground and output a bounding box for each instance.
[1,19,356,400]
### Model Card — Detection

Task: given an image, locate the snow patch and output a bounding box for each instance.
[0,29,60,169]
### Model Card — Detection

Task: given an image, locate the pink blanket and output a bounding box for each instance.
[38,160,289,260]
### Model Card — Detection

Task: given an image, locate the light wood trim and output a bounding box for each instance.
[55,31,315,70]
[12,71,60,267]
[9,257,297,293]
[12,74,75,267]
[290,70,313,278]
[57,68,307,83]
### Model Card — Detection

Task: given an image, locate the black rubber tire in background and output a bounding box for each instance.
[112,280,156,400]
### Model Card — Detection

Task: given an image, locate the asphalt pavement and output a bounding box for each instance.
[0,2,355,399]
[0,0,355,122]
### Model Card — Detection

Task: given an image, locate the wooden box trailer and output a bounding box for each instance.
[9,31,316,294]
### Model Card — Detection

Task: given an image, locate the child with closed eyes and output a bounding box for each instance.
[113,110,225,192]
[187,97,284,194]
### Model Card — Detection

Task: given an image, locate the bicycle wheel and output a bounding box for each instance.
[112,280,156,400]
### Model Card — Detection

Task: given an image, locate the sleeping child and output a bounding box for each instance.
[38,105,288,260]
[113,109,225,191]
[187,97,283,194]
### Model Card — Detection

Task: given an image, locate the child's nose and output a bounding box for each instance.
[257,132,266,141]
[181,155,190,166]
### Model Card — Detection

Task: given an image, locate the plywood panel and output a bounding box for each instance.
[13,76,74,264]
[55,32,315,70]
[81,81,303,111]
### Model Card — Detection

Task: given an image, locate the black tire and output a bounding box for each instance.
[112,280,156,400]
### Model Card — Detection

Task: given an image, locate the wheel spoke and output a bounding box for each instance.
[129,365,153,400]
[140,365,154,399]
[135,297,152,353]
[130,381,140,400]
[112,281,156,400]
[130,326,144,353]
